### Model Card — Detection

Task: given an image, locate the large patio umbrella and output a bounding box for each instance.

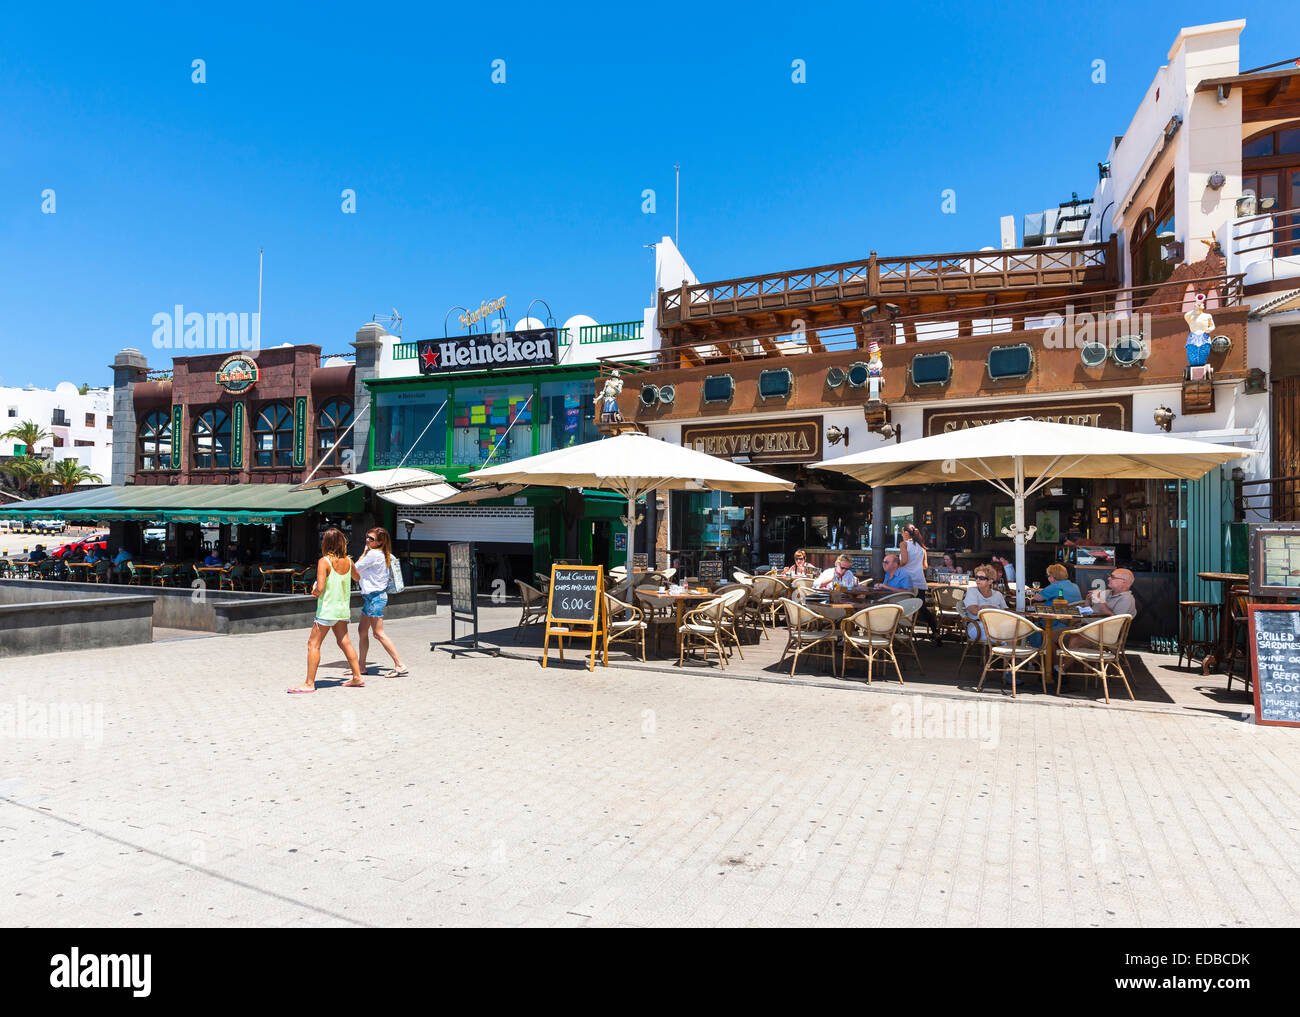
[293,467,527,506]
[465,432,794,579]
[813,419,1251,610]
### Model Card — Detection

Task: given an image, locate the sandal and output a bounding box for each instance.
[381,668,408,678]
[287,686,315,694]
[341,679,366,687]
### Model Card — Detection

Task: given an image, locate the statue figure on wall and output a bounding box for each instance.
[1185,292,1214,374]
[866,341,884,404]
[596,369,624,422]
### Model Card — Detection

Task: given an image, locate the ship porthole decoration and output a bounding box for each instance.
[1079,338,1109,368]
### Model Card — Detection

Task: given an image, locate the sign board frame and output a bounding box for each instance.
[436,541,499,658]
[1247,604,1300,728]
[1248,522,1300,598]
[543,563,605,672]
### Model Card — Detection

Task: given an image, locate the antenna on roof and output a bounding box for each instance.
[371,308,403,336]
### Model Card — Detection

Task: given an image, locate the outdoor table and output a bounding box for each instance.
[635,589,719,658]
[132,564,162,583]
[1197,571,1249,673]
[1022,606,1090,681]
[65,562,93,581]
[196,566,228,587]
[259,567,297,593]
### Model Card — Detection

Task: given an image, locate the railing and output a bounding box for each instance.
[659,237,1118,324]
[607,273,1246,379]
[576,321,643,345]
[1236,473,1300,521]
[1232,207,1300,266]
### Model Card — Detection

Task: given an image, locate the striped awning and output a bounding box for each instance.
[0,483,363,523]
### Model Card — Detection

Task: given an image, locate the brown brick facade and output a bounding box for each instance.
[130,345,355,485]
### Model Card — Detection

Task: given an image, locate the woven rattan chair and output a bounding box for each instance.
[893,596,925,671]
[841,604,905,684]
[975,609,1046,697]
[778,598,838,676]
[603,592,647,662]
[514,580,548,642]
[679,597,731,669]
[1058,613,1134,703]
[930,585,969,644]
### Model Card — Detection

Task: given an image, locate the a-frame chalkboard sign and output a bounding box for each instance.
[1247,604,1300,728]
[543,564,605,671]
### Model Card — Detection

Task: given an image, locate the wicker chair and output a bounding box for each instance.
[714,586,750,660]
[892,597,925,671]
[975,609,1046,697]
[603,592,647,662]
[1057,613,1134,703]
[514,581,548,642]
[746,575,785,640]
[777,598,838,676]
[930,585,969,644]
[841,604,905,684]
[679,597,732,669]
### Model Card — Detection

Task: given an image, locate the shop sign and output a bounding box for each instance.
[215,354,260,394]
[417,329,558,376]
[923,397,1132,436]
[681,417,822,464]
[293,397,307,468]
[457,296,507,330]
[171,405,183,470]
[231,401,245,468]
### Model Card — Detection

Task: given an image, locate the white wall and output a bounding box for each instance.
[1,383,115,482]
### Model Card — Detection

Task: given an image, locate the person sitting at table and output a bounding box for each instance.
[29,544,48,563]
[881,553,914,591]
[815,554,858,592]
[964,569,1007,642]
[110,546,133,582]
[991,555,1016,585]
[1057,568,1137,688]
[781,549,818,579]
[203,550,223,567]
[941,553,958,571]
[1032,563,1082,605]
[85,546,103,565]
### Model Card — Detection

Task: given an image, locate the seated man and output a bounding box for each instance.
[880,553,913,591]
[1059,568,1137,687]
[203,549,223,567]
[1033,563,1082,605]
[85,546,102,565]
[110,545,133,582]
[814,554,858,592]
[28,544,48,563]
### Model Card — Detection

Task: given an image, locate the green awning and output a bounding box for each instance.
[0,483,364,523]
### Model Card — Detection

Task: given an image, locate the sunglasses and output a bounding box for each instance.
[975,575,991,581]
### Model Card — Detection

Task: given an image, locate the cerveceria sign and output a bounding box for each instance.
[215,354,259,394]
[923,396,1132,436]
[417,329,558,376]
[682,417,822,464]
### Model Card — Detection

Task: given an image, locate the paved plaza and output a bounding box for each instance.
[3,603,1300,927]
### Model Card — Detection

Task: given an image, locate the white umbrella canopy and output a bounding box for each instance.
[466,432,794,578]
[813,419,1252,610]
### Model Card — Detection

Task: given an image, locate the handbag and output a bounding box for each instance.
[386,553,405,594]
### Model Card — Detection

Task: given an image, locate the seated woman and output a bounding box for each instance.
[781,550,818,579]
[1033,563,1082,605]
[964,569,1007,641]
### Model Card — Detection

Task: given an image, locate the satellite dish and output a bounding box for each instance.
[323,356,348,368]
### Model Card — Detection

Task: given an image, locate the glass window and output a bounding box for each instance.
[538,379,597,453]
[372,388,447,468]
[1281,129,1300,156]
[253,403,294,468]
[138,409,172,471]
[316,398,353,467]
[451,384,532,467]
[193,408,232,470]
[1243,133,1275,158]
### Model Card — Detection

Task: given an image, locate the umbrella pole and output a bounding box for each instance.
[1014,458,1027,613]
[626,487,638,583]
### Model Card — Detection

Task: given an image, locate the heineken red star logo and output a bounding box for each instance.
[420,344,439,370]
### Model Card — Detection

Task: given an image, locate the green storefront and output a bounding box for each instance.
[365,360,626,577]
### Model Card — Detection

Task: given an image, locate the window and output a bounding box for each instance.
[1243,123,1300,256]
[74,439,94,447]
[51,409,70,427]
[85,413,95,428]
[452,384,532,467]
[909,352,953,387]
[138,409,172,470]
[316,399,353,468]
[758,368,793,400]
[1130,173,1176,288]
[192,408,232,469]
[372,388,448,468]
[253,403,294,468]
[539,379,597,453]
[7,407,15,417]
[987,343,1033,380]
[702,375,734,403]
[106,416,113,429]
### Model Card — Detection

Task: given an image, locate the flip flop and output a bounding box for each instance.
[287,687,315,694]
[381,668,408,678]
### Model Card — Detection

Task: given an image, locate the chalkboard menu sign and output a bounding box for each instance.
[851,555,871,574]
[768,553,786,570]
[1249,523,1300,598]
[449,542,474,616]
[697,559,724,583]
[548,566,601,624]
[1247,605,1300,728]
[633,553,648,569]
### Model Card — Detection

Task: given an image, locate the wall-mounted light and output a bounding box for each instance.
[1245,368,1267,394]
[1098,161,1111,180]
[1097,501,1111,525]
[1163,114,1183,140]
[1207,171,1226,191]
[826,425,850,447]
[1209,334,1233,355]
[1216,83,1231,106]
[1153,405,1176,432]
[860,305,880,323]
[1237,191,1258,217]
[877,422,899,441]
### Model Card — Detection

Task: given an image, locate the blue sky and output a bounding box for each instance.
[1,1,1295,387]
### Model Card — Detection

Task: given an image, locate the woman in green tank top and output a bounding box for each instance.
[288,528,363,693]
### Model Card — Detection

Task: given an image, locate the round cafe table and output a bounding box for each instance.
[634,589,719,658]
[1196,572,1249,673]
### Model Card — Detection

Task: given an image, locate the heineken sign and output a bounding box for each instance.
[417,328,558,376]
[216,354,260,394]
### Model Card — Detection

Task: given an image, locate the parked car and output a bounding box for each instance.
[52,532,109,559]
[31,519,67,534]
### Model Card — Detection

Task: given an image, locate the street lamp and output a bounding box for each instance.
[399,517,416,584]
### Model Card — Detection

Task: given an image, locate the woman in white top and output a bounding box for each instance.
[898,525,929,591]
[354,527,408,678]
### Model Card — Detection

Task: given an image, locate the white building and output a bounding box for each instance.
[1,382,115,483]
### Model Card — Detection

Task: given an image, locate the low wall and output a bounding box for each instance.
[0,586,154,658]
[0,579,439,635]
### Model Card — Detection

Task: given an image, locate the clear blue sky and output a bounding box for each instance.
[1,1,1295,387]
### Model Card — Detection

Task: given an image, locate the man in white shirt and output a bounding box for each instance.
[815,554,858,591]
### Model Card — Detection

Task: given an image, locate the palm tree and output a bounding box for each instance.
[0,419,52,456]
[50,457,103,492]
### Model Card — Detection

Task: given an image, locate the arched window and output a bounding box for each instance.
[1130,173,1176,288]
[192,408,232,470]
[253,403,294,468]
[1243,121,1300,255]
[317,399,352,467]
[138,409,172,470]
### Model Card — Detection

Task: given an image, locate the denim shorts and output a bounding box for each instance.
[362,591,388,618]
[314,617,345,628]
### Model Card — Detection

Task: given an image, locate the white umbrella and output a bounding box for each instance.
[293,467,528,507]
[466,432,794,579]
[813,419,1251,610]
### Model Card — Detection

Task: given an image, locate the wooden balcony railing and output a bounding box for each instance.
[659,237,1118,325]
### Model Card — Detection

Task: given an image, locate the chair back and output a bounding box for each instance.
[789,577,814,600]
[779,597,825,631]
[603,591,632,620]
[897,597,924,624]
[750,575,782,600]
[732,570,754,585]
[716,587,749,614]
[875,592,913,606]
[1073,612,1131,651]
[94,560,110,577]
[846,604,903,639]
[933,585,966,610]
[660,567,677,581]
[516,580,546,606]
[981,608,1039,644]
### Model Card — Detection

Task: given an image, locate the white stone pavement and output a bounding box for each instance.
[2,608,1300,928]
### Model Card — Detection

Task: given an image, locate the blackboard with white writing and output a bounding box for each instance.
[1248,605,1300,728]
[697,559,723,583]
[548,566,601,625]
